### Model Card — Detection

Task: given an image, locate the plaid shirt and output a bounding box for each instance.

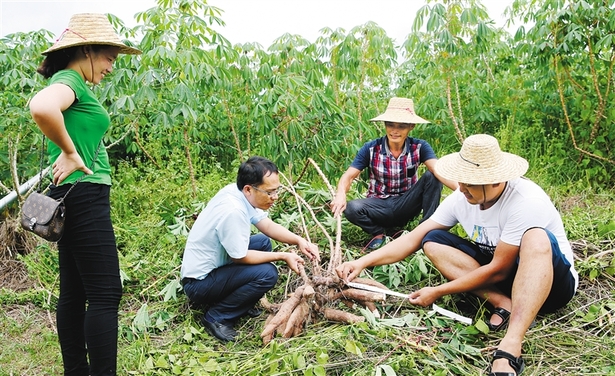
[350,136,436,199]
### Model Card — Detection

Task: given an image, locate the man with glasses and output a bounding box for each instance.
[180,156,320,342]
[331,97,457,250]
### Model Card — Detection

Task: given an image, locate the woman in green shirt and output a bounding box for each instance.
[29,14,140,376]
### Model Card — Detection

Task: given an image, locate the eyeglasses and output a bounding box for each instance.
[251,185,282,198]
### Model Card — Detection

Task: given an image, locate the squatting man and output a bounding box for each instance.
[180,156,320,342]
[336,134,577,376]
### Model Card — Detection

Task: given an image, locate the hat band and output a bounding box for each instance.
[459,153,480,167]
[387,106,416,115]
[56,28,88,43]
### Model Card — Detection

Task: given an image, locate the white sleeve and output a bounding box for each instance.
[216,210,250,259]
[429,190,462,227]
[499,197,552,246]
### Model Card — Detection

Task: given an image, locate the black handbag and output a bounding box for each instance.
[20,137,101,242]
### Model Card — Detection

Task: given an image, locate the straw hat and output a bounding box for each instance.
[370,97,430,124]
[435,134,528,185]
[42,13,141,55]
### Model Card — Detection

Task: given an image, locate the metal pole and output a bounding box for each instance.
[0,167,50,211]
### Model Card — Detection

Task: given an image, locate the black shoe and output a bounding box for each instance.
[246,307,263,318]
[201,316,237,342]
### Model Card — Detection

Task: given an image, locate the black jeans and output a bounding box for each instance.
[50,183,121,376]
[344,171,443,236]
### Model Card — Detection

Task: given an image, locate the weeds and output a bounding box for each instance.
[1,163,615,375]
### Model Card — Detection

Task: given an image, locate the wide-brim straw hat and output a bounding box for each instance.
[435,134,529,185]
[370,97,430,124]
[42,13,141,55]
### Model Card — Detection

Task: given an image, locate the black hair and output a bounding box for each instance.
[236,156,279,190]
[36,44,108,79]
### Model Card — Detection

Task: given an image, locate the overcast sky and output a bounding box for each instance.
[1,0,512,48]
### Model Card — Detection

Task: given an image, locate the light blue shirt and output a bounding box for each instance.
[180,184,268,280]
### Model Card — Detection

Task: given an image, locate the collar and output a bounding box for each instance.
[380,136,411,156]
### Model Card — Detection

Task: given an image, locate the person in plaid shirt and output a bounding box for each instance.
[330,98,458,250]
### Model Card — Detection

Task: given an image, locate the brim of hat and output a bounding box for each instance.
[370,112,430,124]
[42,41,142,55]
[435,152,529,185]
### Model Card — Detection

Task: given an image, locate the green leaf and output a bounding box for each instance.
[132,303,151,333]
[376,364,397,376]
[159,278,182,302]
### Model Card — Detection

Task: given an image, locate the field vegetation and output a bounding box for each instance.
[1,0,614,375]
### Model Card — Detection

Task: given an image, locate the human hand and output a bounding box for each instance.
[285,253,305,274]
[408,286,440,307]
[297,238,320,262]
[335,260,363,282]
[52,151,92,185]
[329,194,347,218]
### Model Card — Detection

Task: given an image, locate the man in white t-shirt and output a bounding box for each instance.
[336,134,577,376]
[181,156,320,342]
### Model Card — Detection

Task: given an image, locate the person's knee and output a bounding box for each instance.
[421,229,458,260]
[422,170,442,188]
[256,263,279,289]
[259,237,272,253]
[520,228,551,258]
[344,200,362,222]
[87,277,122,308]
[250,233,272,252]
[422,240,448,261]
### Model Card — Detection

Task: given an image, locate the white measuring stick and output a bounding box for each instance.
[432,304,473,325]
[346,282,409,299]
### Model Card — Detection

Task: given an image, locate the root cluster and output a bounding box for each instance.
[258,159,396,344]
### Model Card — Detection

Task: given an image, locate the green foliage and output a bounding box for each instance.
[2,0,615,375]
[373,250,438,288]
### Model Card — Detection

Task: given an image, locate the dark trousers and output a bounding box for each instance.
[182,234,278,325]
[50,183,121,376]
[344,171,443,236]
[421,229,576,313]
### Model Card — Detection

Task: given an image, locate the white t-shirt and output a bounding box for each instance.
[430,177,578,289]
[180,184,268,280]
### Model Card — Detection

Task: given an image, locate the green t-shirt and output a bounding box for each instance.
[47,69,112,185]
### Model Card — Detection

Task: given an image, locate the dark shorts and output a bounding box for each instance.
[422,228,576,313]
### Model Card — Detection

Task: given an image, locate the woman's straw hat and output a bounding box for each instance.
[370,97,430,124]
[42,13,141,55]
[435,134,528,185]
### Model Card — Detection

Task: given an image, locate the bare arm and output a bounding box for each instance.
[330,167,362,218]
[255,218,320,261]
[335,219,449,281]
[232,250,305,274]
[29,84,92,184]
[424,159,458,191]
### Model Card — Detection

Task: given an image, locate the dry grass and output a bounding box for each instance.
[1,194,614,375]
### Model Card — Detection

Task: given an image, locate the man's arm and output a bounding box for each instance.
[336,219,448,281]
[232,250,305,274]
[408,240,520,306]
[424,159,458,191]
[330,167,362,218]
[254,218,320,261]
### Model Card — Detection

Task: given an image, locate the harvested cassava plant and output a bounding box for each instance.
[259,159,392,343]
